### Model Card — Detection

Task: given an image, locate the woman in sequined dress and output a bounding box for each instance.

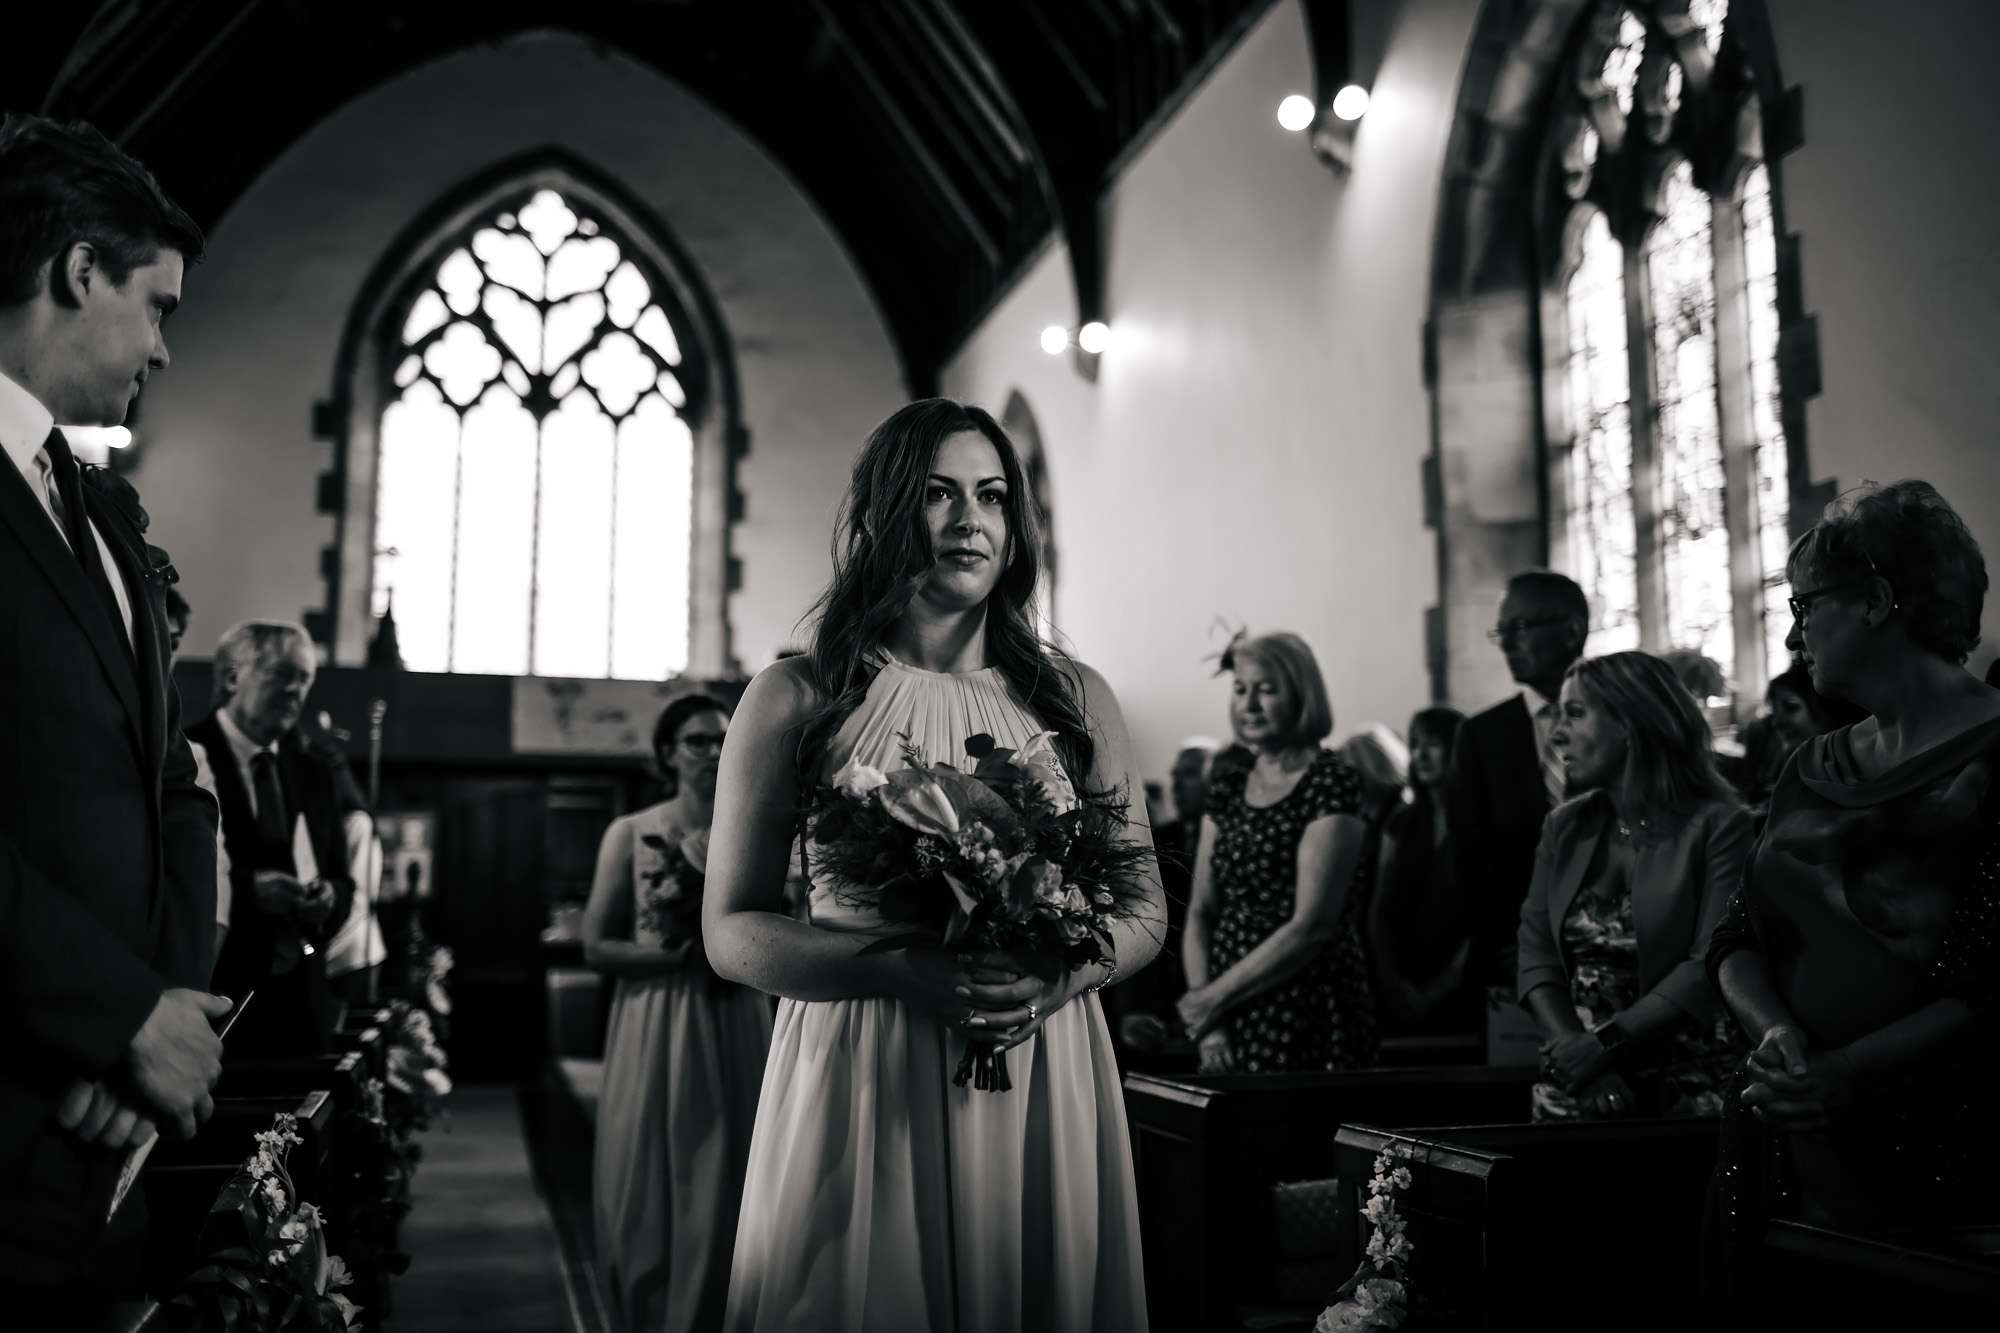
[1179,633,1378,1073]
[1516,652,1751,1122]
[1706,481,2000,1294]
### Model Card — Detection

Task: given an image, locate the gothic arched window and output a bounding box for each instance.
[1542,0,1799,698]
[325,156,740,680]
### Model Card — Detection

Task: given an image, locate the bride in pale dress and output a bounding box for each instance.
[704,398,1165,1332]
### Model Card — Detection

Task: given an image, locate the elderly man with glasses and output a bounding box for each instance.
[1444,570,1591,1018]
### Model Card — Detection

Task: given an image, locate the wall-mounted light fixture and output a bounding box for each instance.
[1299,0,1370,177]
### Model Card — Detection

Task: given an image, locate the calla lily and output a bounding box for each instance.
[1014,730,1075,804]
[880,772,961,838]
[833,758,890,799]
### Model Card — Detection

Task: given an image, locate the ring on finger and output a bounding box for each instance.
[1025,1001,1040,1024]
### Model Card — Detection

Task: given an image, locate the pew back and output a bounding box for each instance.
[1124,1066,1536,1332]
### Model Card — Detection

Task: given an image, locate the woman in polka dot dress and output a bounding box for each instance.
[1179,632,1379,1073]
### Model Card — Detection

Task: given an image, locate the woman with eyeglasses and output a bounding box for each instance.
[587,694,773,1332]
[1516,653,1752,1122]
[1705,480,2000,1305]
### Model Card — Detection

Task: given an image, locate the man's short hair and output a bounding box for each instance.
[212,620,313,705]
[0,114,204,308]
[1505,569,1590,624]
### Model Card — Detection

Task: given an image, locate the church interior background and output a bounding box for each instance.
[8,1,1997,1328]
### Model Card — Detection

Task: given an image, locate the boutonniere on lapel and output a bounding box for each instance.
[79,464,178,586]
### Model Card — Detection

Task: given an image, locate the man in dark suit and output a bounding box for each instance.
[185,620,358,1056]
[0,114,231,1311]
[1445,570,1590,993]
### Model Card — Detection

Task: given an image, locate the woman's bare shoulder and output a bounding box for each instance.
[736,656,824,729]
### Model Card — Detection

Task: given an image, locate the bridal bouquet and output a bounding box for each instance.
[640,828,725,986]
[810,730,1153,1092]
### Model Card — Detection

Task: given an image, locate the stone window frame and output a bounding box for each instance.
[314,149,745,677]
[1425,0,1822,712]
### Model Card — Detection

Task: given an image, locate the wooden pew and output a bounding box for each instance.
[1327,1119,1720,1329]
[1755,1220,2000,1326]
[333,1008,393,1082]
[1125,1066,1537,1333]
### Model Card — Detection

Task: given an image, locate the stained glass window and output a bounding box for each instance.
[1740,164,1793,676]
[1564,210,1640,653]
[1647,161,1732,673]
[1548,1,1799,706]
[373,188,692,678]
[1601,10,1648,115]
[1689,0,1729,55]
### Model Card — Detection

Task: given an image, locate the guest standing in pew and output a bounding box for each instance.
[163,581,239,977]
[0,114,229,1316]
[1180,633,1379,1072]
[1447,572,1591,997]
[587,695,772,1333]
[1705,481,2000,1285]
[1518,651,1752,1121]
[186,621,358,1055]
[1112,737,1217,1065]
[1368,707,1481,1038]
[1734,658,1867,814]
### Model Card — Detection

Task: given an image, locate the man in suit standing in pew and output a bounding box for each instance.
[0,114,232,1317]
[1444,572,1589,1039]
[186,621,361,1056]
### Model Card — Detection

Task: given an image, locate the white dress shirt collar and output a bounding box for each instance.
[0,367,56,490]
[216,705,279,774]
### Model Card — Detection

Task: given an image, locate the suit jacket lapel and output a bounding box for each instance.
[1499,694,1549,823]
[0,455,145,750]
[85,483,166,777]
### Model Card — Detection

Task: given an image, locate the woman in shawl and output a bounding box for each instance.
[1705,480,2000,1297]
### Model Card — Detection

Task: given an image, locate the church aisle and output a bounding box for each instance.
[391,1085,582,1332]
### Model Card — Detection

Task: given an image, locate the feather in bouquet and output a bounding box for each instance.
[810,729,1154,1092]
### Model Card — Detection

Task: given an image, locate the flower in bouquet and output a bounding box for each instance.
[812,730,1154,1093]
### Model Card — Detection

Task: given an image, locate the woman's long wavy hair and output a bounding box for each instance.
[794,398,1095,794]
[1564,651,1735,824]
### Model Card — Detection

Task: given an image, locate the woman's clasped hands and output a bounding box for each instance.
[1737,1023,1859,1131]
[894,947,1073,1052]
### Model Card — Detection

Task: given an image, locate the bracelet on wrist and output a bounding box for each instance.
[1083,956,1118,994]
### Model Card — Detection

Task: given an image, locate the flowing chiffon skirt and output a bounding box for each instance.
[594,973,773,1331]
[724,989,1146,1332]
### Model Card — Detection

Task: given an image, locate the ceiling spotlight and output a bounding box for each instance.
[1333,84,1370,122]
[1040,325,1070,355]
[1277,94,1316,132]
[1078,321,1111,354]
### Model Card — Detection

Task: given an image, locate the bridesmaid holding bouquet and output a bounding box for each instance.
[586,695,772,1331]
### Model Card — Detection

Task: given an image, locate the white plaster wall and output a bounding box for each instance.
[944,0,1480,783]
[135,30,902,671]
[1766,0,2000,681]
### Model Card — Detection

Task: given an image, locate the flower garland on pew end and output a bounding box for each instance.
[168,1113,361,1331]
[1317,1142,1417,1332]
[340,943,455,1302]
